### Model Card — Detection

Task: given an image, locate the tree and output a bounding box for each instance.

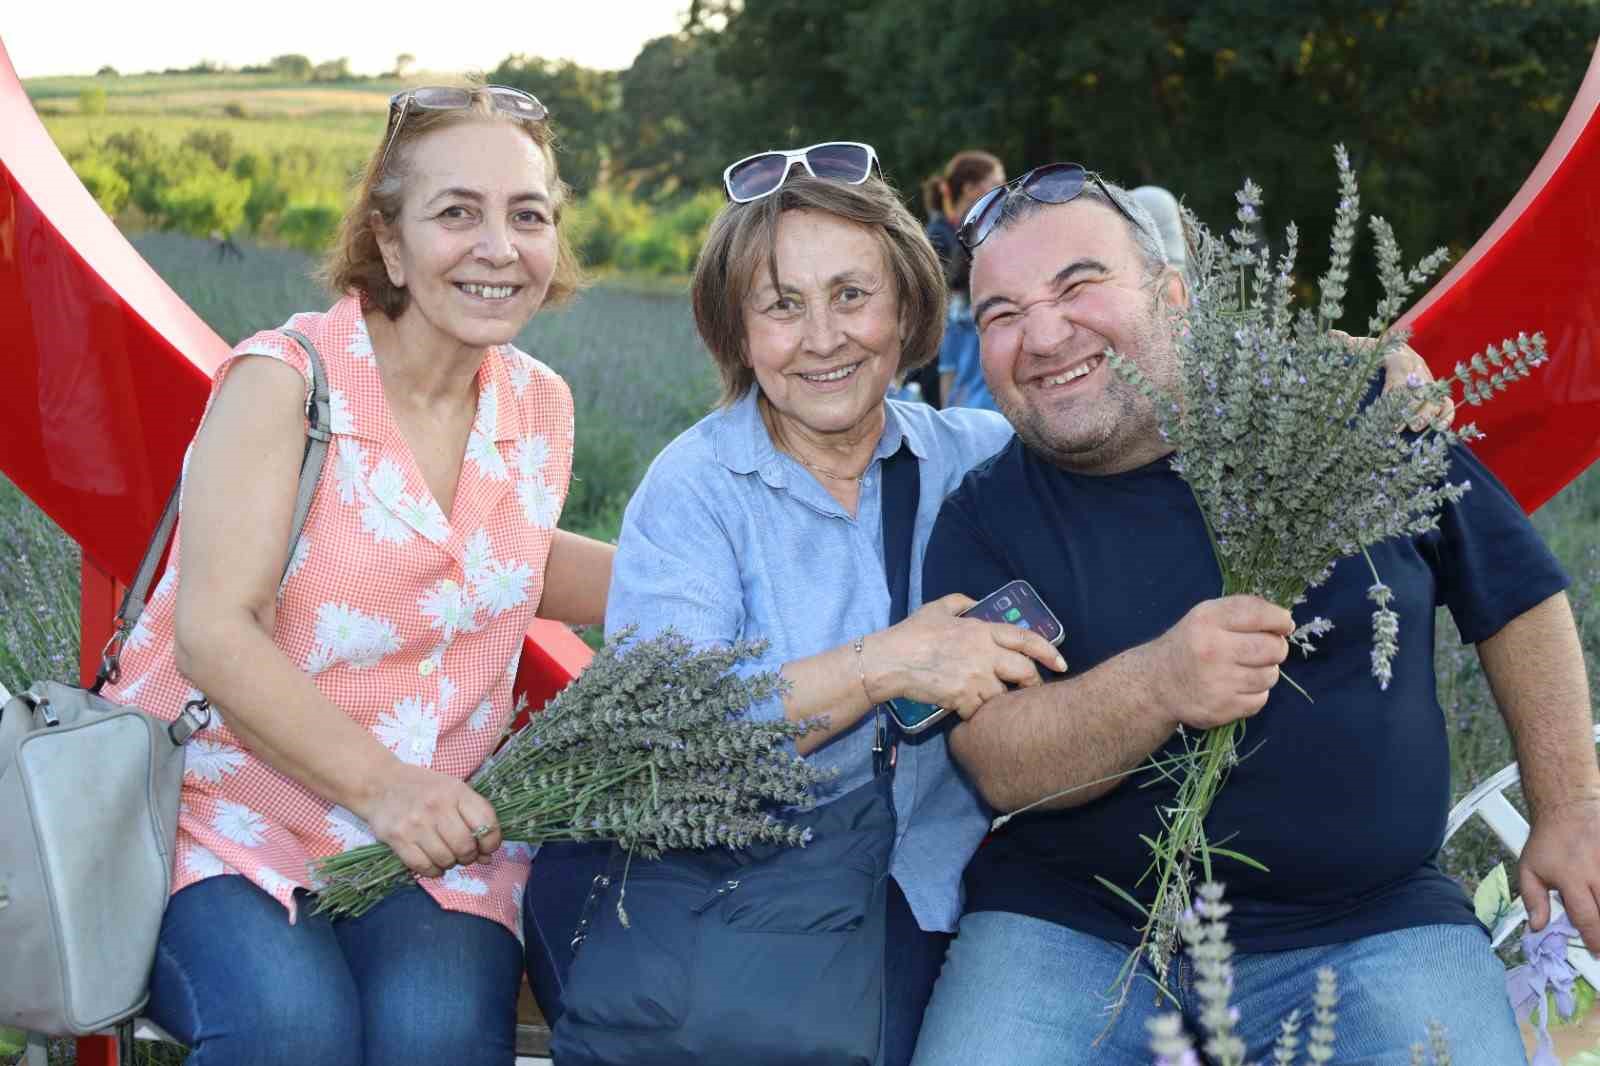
[312,57,352,82]
[395,53,416,78]
[608,33,736,198]
[689,0,1600,326]
[488,55,618,194]
[270,54,313,80]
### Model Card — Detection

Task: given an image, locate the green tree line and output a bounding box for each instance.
[497,0,1600,308]
[53,2,1600,291]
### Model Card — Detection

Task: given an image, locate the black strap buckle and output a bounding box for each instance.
[872,705,895,776]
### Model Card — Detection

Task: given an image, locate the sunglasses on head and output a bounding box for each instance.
[722,142,881,203]
[957,162,1144,251]
[378,85,549,176]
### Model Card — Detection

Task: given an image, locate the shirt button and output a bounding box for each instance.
[418,659,435,677]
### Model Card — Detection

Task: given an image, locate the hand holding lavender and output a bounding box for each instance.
[1104,145,1546,979]
[313,628,832,919]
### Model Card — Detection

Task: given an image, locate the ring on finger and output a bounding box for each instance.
[471,824,493,840]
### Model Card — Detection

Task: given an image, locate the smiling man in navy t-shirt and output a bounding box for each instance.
[909,171,1598,1066]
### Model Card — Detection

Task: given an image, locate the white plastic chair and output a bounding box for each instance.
[1442,722,1600,987]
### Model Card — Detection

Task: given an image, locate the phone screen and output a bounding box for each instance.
[885,579,1066,735]
[962,579,1065,647]
[886,696,944,732]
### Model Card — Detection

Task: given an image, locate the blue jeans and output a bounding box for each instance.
[524,842,951,1065]
[911,911,1527,1066]
[148,874,523,1066]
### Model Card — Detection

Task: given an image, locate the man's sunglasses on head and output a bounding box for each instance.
[722,142,881,203]
[958,162,1145,251]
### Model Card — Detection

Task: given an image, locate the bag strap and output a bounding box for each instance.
[879,441,920,627]
[873,436,921,773]
[95,330,332,698]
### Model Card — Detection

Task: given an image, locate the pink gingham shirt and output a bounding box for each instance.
[104,296,574,938]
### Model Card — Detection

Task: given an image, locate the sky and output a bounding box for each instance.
[1,0,691,78]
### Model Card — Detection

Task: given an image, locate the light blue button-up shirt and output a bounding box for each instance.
[605,388,1014,932]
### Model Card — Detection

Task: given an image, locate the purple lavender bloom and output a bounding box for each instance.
[1506,912,1581,1066]
[1154,1053,1201,1066]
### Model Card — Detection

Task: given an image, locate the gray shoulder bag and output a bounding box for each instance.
[0,330,330,1037]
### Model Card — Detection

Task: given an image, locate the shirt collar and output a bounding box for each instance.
[712,387,930,484]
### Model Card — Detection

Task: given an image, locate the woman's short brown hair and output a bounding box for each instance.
[692,174,947,407]
[322,86,585,318]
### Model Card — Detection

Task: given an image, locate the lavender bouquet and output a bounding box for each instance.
[313,628,831,918]
[1106,145,1546,978]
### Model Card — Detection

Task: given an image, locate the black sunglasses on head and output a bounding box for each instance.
[957,162,1145,251]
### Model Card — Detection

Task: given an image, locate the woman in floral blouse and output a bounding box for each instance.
[103,85,612,1066]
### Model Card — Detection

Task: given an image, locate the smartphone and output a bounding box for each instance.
[885,579,1067,735]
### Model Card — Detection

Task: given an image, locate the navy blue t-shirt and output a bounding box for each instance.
[922,438,1569,952]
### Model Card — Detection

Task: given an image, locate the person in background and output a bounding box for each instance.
[922,149,1005,410]
[106,84,614,1066]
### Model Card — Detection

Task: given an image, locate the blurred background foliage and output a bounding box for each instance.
[23,1,1600,321]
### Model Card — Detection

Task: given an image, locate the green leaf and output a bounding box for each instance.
[1094,876,1150,918]
[1205,846,1270,873]
[1555,977,1597,1027]
[0,1027,25,1056]
[1474,863,1511,928]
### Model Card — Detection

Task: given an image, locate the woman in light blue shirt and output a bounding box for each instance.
[576,154,1064,1064]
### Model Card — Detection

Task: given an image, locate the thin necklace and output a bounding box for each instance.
[786,450,871,483]
[758,394,875,484]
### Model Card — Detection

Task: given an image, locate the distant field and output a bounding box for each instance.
[25,72,408,104]
[41,110,381,158]
[28,73,394,177]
